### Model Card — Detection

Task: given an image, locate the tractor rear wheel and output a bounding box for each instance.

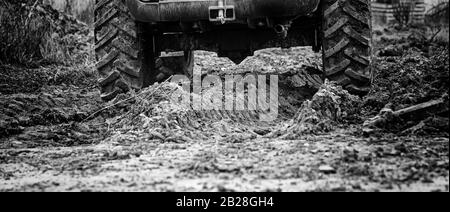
[94,0,194,101]
[321,0,373,96]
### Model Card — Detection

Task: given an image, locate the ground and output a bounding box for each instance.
[0,25,449,192]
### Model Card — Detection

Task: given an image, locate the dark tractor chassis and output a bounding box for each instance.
[152,17,322,64]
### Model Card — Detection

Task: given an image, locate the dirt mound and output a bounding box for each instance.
[102,80,266,143]
[197,48,323,117]
[363,35,449,135]
[99,48,325,143]
[0,86,103,148]
[269,80,361,139]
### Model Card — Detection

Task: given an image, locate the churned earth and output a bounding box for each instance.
[0,27,449,192]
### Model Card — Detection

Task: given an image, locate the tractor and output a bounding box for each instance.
[95,0,373,100]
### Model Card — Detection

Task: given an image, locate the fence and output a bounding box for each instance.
[371,0,427,25]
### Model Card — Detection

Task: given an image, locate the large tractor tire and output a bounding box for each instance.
[94,0,194,101]
[321,0,373,96]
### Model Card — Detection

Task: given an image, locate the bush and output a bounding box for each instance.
[0,0,92,66]
[0,1,48,65]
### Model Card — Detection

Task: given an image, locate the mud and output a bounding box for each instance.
[367,26,449,135]
[0,25,448,191]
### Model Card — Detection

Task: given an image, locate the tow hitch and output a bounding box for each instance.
[209,0,235,24]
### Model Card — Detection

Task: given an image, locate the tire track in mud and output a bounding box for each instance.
[0,46,448,192]
[0,86,106,148]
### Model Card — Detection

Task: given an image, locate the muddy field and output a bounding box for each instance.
[1,15,449,191]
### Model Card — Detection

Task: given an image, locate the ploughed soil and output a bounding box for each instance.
[0,26,448,192]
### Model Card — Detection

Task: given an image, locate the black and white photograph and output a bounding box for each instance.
[0,0,449,194]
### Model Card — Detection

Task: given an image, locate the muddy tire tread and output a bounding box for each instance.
[322,0,373,95]
[95,0,143,101]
